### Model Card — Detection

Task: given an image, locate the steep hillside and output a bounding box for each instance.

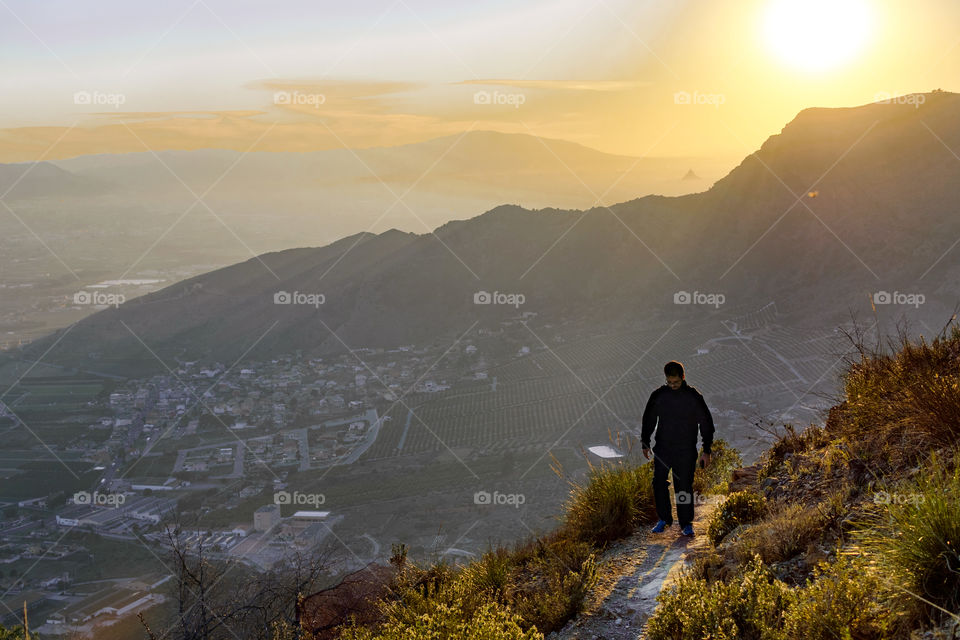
[295,323,960,640]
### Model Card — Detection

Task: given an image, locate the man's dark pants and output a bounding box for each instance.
[652,445,698,527]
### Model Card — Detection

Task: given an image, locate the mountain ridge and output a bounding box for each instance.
[18,92,960,373]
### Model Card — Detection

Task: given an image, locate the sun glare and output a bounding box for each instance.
[763,0,873,72]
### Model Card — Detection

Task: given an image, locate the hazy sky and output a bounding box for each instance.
[1,0,958,162]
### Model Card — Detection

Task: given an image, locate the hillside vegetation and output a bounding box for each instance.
[280,439,741,639]
[286,323,960,640]
[648,322,960,640]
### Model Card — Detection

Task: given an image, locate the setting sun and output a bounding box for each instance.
[763,0,873,71]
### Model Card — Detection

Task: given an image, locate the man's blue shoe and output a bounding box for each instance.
[651,520,670,533]
[681,524,695,537]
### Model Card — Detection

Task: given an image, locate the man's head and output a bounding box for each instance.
[664,360,685,390]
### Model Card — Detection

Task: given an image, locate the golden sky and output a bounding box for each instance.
[1,0,957,163]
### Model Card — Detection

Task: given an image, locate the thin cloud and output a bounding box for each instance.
[0,78,625,161]
[456,79,651,92]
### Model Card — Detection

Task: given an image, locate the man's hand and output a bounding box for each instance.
[698,452,712,468]
[642,446,651,460]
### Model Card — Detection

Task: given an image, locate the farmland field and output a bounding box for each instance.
[361,314,848,464]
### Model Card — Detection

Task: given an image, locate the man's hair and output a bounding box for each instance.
[664,360,685,378]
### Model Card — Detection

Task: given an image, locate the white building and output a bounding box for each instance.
[292,510,330,521]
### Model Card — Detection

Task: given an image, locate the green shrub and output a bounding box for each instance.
[851,449,960,619]
[647,552,902,640]
[339,590,543,640]
[838,325,960,454]
[783,552,894,640]
[339,560,541,640]
[756,424,829,481]
[511,552,597,633]
[907,371,960,445]
[562,459,654,545]
[458,536,598,634]
[708,490,767,545]
[461,548,513,600]
[694,439,742,495]
[645,553,794,640]
[730,503,826,565]
[0,626,29,640]
[340,531,596,638]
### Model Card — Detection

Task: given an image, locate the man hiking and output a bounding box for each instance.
[641,360,715,536]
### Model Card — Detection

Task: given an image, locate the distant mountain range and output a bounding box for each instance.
[0,130,725,258]
[0,129,728,348]
[41,130,724,235]
[0,161,104,200]
[51,130,709,197]
[20,92,960,372]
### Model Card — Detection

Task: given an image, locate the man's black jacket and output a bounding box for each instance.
[641,380,715,454]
